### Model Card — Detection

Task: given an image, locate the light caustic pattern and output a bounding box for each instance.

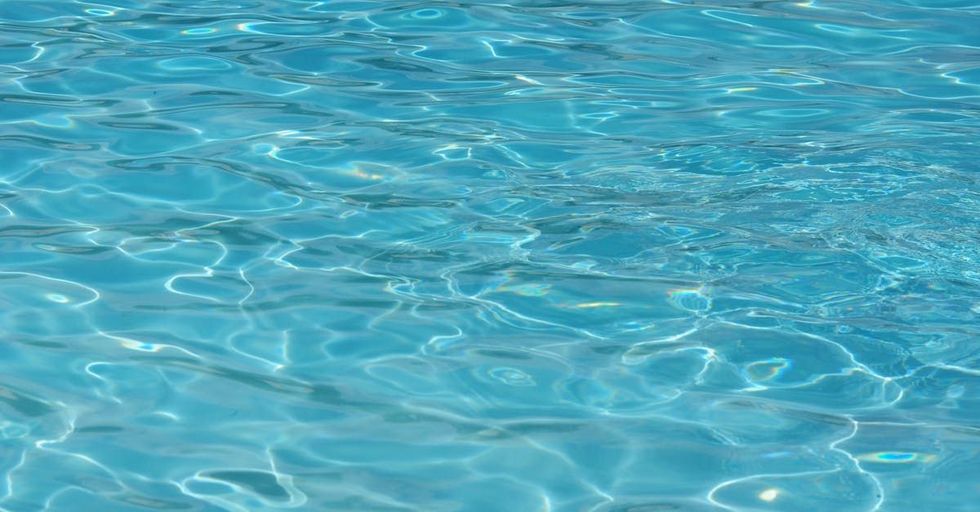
[1,1,979,511]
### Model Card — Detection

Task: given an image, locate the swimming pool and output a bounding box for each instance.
[1,1,978,510]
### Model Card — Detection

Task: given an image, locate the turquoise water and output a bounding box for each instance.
[1,1,979,510]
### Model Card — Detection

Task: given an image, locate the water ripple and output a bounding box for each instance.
[1,1,979,511]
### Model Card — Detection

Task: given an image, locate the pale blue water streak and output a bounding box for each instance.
[1,0,979,510]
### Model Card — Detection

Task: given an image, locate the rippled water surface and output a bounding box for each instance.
[2,1,980,510]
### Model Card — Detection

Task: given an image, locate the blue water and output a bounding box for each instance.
[1,1,979,510]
